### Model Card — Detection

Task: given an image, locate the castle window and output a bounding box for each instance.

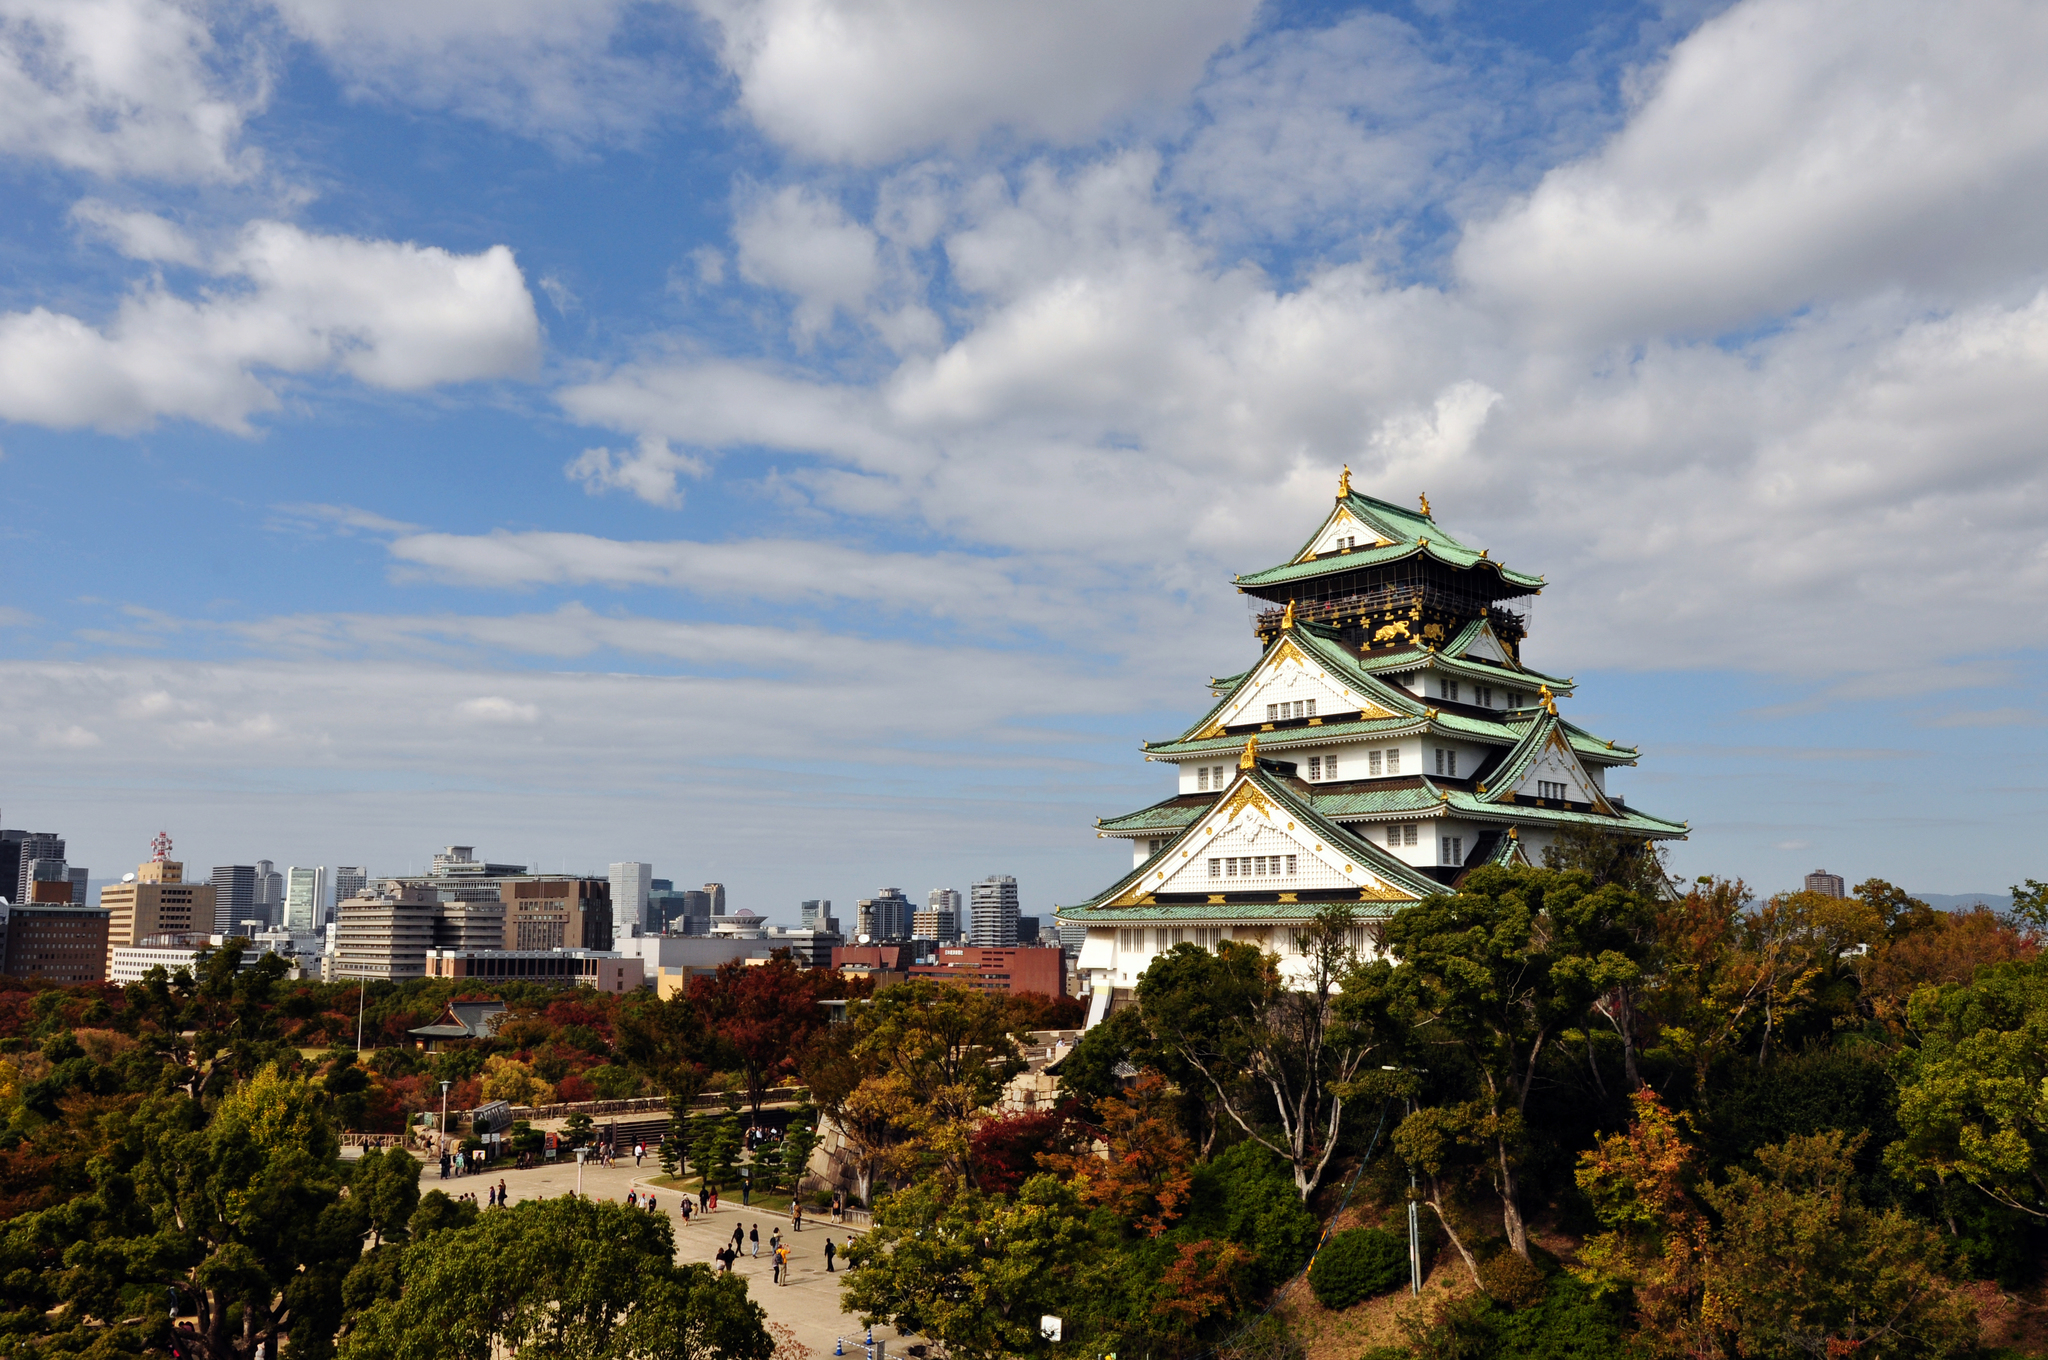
[1441,837,1464,865]
[1287,855,1298,875]
[1267,704,1277,722]
[1476,686,1492,707]
[1208,859,1220,878]
[1440,678,1459,701]
[1538,780,1567,800]
[1369,751,1381,776]
[1326,753,1338,778]
[1198,766,1209,791]
[1213,765,1227,787]
[1309,756,1322,780]
[1387,747,1401,774]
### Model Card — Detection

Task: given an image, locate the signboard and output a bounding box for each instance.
[1040,1317,1062,1343]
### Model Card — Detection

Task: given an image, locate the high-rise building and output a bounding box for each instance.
[969,875,1020,947]
[254,861,283,929]
[335,883,439,981]
[14,832,64,903]
[67,866,88,906]
[99,857,216,973]
[211,866,258,933]
[1059,475,1685,1023]
[334,866,369,902]
[911,907,958,942]
[800,899,842,933]
[0,830,25,905]
[23,857,71,902]
[285,866,326,934]
[501,878,613,952]
[704,883,727,916]
[610,862,654,931]
[1015,915,1041,944]
[1804,870,1846,898]
[856,888,912,942]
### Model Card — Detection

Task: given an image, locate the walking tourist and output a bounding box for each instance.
[749,1224,760,1258]
[824,1238,836,1272]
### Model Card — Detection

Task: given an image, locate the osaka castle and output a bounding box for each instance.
[1058,471,1686,1026]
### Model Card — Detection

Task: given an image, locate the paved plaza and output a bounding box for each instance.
[433,1155,914,1360]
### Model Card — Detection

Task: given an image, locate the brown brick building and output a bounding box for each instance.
[501,878,613,952]
[2,903,112,983]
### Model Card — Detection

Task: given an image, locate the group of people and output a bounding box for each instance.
[624,1188,660,1212]
[707,1220,856,1284]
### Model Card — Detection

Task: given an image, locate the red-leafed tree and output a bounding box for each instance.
[691,953,840,1115]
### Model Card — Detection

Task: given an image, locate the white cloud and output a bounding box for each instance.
[70,199,204,265]
[457,696,540,724]
[268,0,685,144]
[0,221,540,433]
[697,0,1260,163]
[0,0,264,180]
[1457,0,2048,339]
[564,437,707,510]
[734,184,880,337]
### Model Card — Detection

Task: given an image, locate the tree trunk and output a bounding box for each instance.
[1496,1138,1530,1260]
[1421,1183,1482,1289]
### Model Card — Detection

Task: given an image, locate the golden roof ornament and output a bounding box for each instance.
[1239,736,1260,770]
[1539,684,1558,715]
[1419,492,1432,517]
[1280,600,1295,630]
[1338,465,1351,497]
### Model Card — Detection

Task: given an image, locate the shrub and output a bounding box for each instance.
[1309,1227,1407,1308]
[1477,1250,1546,1309]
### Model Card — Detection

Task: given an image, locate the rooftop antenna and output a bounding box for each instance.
[150,831,173,862]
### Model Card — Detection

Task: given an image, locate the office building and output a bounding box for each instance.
[431,899,507,951]
[0,830,26,905]
[1,903,111,983]
[254,861,283,928]
[911,945,1065,998]
[1804,870,1846,898]
[67,866,88,905]
[856,888,912,942]
[969,875,1020,947]
[108,933,298,986]
[23,857,71,904]
[424,948,643,994]
[334,883,439,981]
[911,907,958,943]
[501,877,613,951]
[99,857,216,974]
[800,899,841,933]
[334,866,369,902]
[609,862,653,932]
[12,832,63,903]
[210,866,258,933]
[649,886,703,933]
[1016,915,1041,944]
[285,866,326,933]
[621,934,796,999]
[431,846,528,877]
[704,882,726,916]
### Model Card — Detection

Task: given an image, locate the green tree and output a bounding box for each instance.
[1701,1131,1976,1360]
[614,990,714,1126]
[1888,960,2048,1221]
[350,1145,422,1247]
[0,1063,363,1359]
[779,1115,818,1194]
[1381,865,1654,1260]
[1138,908,1385,1202]
[340,1195,772,1360]
[842,1174,1099,1360]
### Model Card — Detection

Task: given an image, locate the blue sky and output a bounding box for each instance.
[4,0,2047,919]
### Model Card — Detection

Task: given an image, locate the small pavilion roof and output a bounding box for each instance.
[1233,491,1544,594]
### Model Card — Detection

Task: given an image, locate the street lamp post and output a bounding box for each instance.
[576,1146,589,1198]
[439,1080,452,1163]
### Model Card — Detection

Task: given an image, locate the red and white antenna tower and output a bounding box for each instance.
[150,831,173,862]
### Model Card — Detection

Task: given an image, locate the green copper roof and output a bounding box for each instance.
[1056,900,1405,924]
[1066,764,1444,915]
[1096,795,1215,834]
[1233,492,1545,593]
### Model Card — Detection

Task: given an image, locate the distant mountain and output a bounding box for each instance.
[1912,892,2011,912]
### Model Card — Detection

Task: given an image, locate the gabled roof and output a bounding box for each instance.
[1474,709,1618,814]
[1161,623,1426,745]
[1065,760,1444,919]
[1097,793,1217,835]
[1233,491,1544,594]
